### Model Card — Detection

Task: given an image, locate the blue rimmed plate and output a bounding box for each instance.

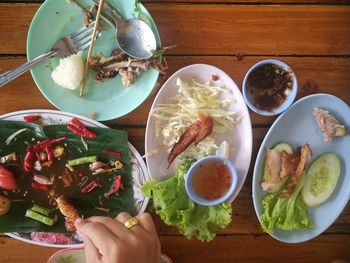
[252,93,350,243]
[27,0,161,121]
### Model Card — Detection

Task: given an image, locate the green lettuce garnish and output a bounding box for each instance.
[141,158,232,242]
[261,172,313,233]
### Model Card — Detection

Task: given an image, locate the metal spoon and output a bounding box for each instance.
[92,0,157,59]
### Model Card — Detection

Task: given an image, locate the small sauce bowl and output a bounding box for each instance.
[185,156,238,206]
[242,59,298,116]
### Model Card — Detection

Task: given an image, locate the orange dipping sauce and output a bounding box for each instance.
[191,160,232,200]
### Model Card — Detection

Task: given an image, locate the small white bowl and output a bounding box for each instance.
[242,59,298,116]
[185,156,238,206]
[47,247,85,263]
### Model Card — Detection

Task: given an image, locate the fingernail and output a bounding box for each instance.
[74,217,85,226]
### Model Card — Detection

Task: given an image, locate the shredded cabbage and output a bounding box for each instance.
[150,78,241,159]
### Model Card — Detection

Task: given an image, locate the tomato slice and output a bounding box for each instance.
[0,165,17,190]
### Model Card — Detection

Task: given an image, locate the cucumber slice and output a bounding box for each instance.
[262,142,292,193]
[302,153,341,207]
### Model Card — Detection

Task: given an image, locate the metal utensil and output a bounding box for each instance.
[0,22,100,88]
[92,0,156,59]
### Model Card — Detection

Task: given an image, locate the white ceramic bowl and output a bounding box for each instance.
[185,156,238,206]
[242,59,298,116]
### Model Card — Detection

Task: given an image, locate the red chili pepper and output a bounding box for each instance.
[78,172,87,177]
[37,151,47,162]
[102,150,123,158]
[32,181,50,191]
[24,151,35,172]
[82,180,100,193]
[23,115,41,122]
[68,118,96,138]
[45,145,54,162]
[106,175,123,196]
[28,137,66,153]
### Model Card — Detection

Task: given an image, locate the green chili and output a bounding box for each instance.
[68,156,97,166]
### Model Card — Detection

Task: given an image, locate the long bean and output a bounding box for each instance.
[68,156,97,166]
[30,204,52,217]
[25,209,57,226]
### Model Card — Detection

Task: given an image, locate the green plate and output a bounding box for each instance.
[27,0,161,121]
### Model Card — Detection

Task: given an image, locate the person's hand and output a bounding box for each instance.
[75,212,161,263]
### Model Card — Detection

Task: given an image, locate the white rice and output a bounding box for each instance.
[51,52,84,90]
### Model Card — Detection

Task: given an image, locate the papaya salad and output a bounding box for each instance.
[0,117,134,236]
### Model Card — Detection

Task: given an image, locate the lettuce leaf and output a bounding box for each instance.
[261,172,313,233]
[141,158,232,241]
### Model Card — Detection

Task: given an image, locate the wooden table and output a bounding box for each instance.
[0,0,350,262]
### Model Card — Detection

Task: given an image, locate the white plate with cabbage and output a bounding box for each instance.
[145,64,253,202]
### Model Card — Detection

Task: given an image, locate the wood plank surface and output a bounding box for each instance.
[1,56,349,126]
[1,234,350,263]
[0,0,349,262]
[0,4,350,55]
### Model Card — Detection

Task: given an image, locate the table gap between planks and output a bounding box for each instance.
[0,0,349,262]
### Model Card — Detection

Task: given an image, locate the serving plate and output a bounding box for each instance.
[145,64,253,202]
[1,109,150,248]
[252,93,350,243]
[27,0,161,121]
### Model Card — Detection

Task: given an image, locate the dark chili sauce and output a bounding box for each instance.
[192,160,232,200]
[246,63,293,112]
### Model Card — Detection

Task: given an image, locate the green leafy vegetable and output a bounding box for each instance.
[142,158,232,242]
[260,172,313,233]
[0,120,134,233]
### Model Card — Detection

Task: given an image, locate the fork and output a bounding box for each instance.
[0,22,100,88]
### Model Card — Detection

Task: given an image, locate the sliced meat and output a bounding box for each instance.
[312,107,346,142]
[281,143,312,198]
[280,151,300,178]
[266,149,282,183]
[56,195,80,231]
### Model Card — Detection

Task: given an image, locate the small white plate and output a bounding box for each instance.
[145,64,253,202]
[252,93,350,243]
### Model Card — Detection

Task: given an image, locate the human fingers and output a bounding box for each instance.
[115,212,142,232]
[86,216,130,237]
[75,217,118,255]
[136,213,158,235]
[83,235,101,263]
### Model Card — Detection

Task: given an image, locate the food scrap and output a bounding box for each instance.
[88,49,168,87]
[312,107,346,142]
[23,115,41,123]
